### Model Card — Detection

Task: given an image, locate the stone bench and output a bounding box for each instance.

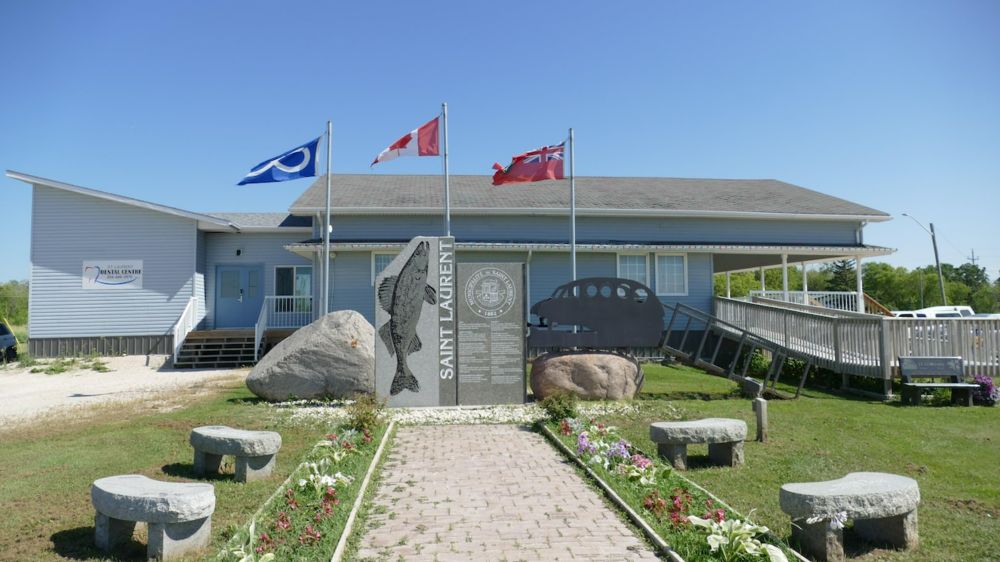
[91,475,215,561]
[779,471,920,562]
[190,425,282,482]
[649,418,747,469]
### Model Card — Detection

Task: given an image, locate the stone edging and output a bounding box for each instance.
[330,419,396,562]
[539,424,684,562]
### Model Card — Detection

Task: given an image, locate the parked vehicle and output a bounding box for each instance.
[0,322,17,362]
[894,305,975,319]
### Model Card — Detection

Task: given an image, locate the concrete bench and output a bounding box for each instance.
[780,471,920,562]
[91,475,215,561]
[649,418,747,469]
[898,356,977,406]
[190,425,282,482]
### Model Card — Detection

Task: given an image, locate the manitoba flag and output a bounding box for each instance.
[371,117,440,166]
[491,143,565,186]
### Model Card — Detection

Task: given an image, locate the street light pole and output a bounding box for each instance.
[902,213,947,306]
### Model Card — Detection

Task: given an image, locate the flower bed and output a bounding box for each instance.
[218,424,388,562]
[544,417,792,562]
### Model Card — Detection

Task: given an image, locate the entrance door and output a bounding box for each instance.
[215,265,264,328]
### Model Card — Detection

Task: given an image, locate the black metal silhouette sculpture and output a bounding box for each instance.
[528,277,664,349]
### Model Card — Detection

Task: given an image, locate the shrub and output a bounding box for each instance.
[539,391,578,421]
[344,393,386,432]
[972,374,998,406]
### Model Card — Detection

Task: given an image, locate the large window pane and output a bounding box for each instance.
[275,267,294,297]
[220,270,240,298]
[656,255,686,295]
[295,267,312,297]
[374,253,399,281]
[618,254,647,285]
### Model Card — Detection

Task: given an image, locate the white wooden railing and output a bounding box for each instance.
[253,296,314,361]
[716,297,1000,378]
[171,297,198,364]
[750,290,861,312]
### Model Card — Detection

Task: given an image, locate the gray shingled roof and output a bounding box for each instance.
[288,174,889,218]
[206,212,312,229]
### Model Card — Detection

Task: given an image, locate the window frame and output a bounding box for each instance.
[274,264,313,298]
[371,251,401,285]
[654,253,689,297]
[615,252,650,287]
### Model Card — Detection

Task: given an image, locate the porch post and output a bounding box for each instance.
[781,254,789,302]
[759,267,765,292]
[855,255,864,313]
[802,262,808,302]
[725,272,731,298]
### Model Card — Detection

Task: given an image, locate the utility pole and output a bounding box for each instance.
[967,249,979,266]
[902,214,947,306]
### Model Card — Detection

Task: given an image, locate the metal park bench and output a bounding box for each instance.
[898,356,978,406]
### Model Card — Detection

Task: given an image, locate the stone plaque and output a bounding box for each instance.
[375,236,457,407]
[457,263,526,405]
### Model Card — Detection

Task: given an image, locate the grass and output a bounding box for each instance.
[597,362,1000,562]
[0,381,330,562]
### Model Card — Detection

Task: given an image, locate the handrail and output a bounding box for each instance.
[171,297,197,364]
[254,296,314,361]
[253,299,269,362]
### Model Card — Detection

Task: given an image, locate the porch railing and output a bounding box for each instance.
[253,296,314,361]
[171,297,198,364]
[749,290,861,312]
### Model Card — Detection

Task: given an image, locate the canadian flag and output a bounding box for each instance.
[371,117,440,166]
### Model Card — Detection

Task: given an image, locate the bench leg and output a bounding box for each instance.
[900,386,920,406]
[193,450,223,476]
[94,511,136,553]
[235,454,276,482]
[951,388,973,407]
[148,516,212,561]
[656,443,688,470]
[854,509,918,551]
[791,518,844,562]
[708,441,744,467]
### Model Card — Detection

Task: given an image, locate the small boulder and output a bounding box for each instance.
[531,352,643,400]
[246,310,374,401]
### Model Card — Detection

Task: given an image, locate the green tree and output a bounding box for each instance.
[824,260,856,292]
[0,280,29,325]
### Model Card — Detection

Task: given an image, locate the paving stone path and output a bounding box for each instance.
[355,424,661,562]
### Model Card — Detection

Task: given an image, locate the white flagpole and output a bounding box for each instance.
[442,102,451,236]
[569,128,576,284]
[323,120,332,317]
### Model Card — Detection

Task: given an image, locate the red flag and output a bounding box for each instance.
[371,117,440,166]
[491,143,565,186]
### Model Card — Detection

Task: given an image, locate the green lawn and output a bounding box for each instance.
[0,383,328,562]
[608,363,1000,562]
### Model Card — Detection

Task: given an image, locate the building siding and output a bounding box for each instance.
[329,215,859,246]
[29,185,196,338]
[195,230,207,329]
[203,232,313,329]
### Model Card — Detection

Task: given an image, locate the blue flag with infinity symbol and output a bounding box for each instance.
[238,136,321,185]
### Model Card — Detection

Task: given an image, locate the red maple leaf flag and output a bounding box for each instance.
[492,143,565,186]
[371,117,440,166]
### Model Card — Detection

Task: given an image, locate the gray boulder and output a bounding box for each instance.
[246,310,375,401]
[531,352,643,400]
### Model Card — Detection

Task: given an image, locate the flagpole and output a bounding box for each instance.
[569,128,576,284]
[323,120,332,317]
[442,102,451,237]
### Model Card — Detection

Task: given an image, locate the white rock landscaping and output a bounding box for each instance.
[649,418,747,470]
[91,474,215,561]
[190,425,282,482]
[779,471,920,562]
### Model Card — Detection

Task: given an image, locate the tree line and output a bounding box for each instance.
[713,261,1000,313]
[0,280,28,325]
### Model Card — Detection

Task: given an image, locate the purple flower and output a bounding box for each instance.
[577,432,597,455]
[606,439,630,461]
[972,374,998,406]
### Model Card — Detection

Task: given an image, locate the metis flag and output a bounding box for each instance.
[491,143,565,186]
[238,137,321,185]
[371,117,440,166]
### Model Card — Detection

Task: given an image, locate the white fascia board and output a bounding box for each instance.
[286,205,892,222]
[7,170,238,230]
[283,241,895,256]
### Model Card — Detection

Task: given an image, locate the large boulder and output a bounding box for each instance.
[246,310,375,401]
[531,352,643,400]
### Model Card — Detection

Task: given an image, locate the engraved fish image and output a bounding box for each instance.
[378,241,437,395]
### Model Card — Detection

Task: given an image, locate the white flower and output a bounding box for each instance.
[762,544,789,562]
[706,533,729,552]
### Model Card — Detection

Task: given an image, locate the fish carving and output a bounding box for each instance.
[378,241,437,395]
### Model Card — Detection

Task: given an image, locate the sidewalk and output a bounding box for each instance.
[355,424,660,562]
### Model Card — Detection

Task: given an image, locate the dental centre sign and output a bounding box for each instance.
[82,260,143,290]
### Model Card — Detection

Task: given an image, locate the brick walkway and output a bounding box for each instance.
[355,425,661,562]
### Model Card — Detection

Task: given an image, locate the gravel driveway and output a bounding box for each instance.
[0,356,246,426]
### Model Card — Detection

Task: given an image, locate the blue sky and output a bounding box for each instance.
[1,1,998,282]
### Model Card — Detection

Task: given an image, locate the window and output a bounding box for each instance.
[372,252,400,284]
[220,270,240,298]
[617,254,648,286]
[275,266,312,297]
[655,254,687,296]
